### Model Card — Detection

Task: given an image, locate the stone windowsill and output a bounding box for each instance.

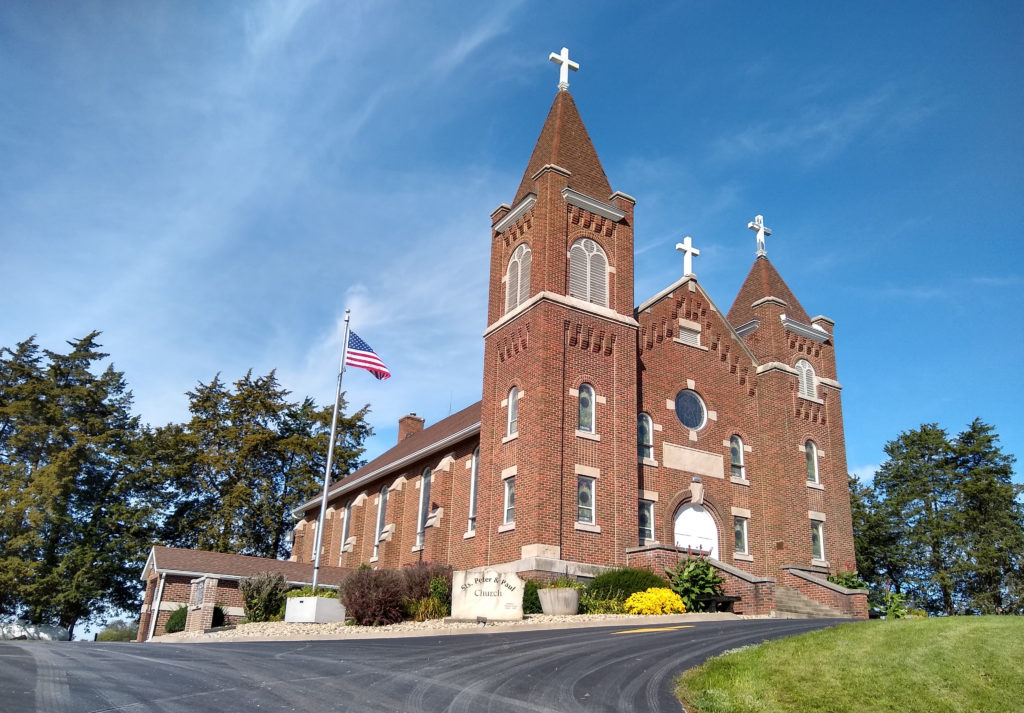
[463,530,475,540]
[498,522,515,533]
[730,476,750,487]
[639,457,659,467]
[575,430,600,442]
[574,521,601,533]
[369,556,379,563]
[640,538,659,547]
[799,395,824,405]
[501,433,518,444]
[733,553,754,562]
[806,481,824,491]
[811,559,830,569]
[672,337,709,351]
[411,545,424,553]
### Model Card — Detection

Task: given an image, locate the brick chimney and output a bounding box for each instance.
[397,413,425,443]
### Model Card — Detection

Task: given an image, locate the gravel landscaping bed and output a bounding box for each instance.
[153,612,744,643]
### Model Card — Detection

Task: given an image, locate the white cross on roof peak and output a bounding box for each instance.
[675,236,700,277]
[549,47,579,91]
[748,214,772,257]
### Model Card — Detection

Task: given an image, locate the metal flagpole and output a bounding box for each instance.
[311,309,351,593]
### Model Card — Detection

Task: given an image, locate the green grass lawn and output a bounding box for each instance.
[676,617,1024,713]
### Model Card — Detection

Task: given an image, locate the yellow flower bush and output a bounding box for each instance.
[624,587,686,615]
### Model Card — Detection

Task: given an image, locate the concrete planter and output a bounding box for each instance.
[284,596,346,623]
[538,588,579,615]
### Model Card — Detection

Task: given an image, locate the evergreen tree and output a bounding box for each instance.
[855,419,1023,615]
[160,371,370,558]
[872,423,960,614]
[949,419,1023,614]
[0,334,159,637]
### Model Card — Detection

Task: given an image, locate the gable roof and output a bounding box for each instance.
[293,401,482,516]
[514,90,613,205]
[726,256,811,327]
[142,546,346,587]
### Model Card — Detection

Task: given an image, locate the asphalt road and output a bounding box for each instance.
[0,618,847,713]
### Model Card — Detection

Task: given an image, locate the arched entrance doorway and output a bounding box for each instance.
[673,503,719,559]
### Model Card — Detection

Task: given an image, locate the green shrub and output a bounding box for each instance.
[587,567,667,600]
[828,570,868,590]
[402,562,453,601]
[164,606,187,633]
[96,619,139,641]
[579,591,627,614]
[547,576,584,590]
[429,575,451,615]
[341,568,406,626]
[523,580,542,614]
[666,556,724,612]
[239,571,290,622]
[285,586,339,599]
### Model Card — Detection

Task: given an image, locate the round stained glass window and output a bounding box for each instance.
[674,389,706,430]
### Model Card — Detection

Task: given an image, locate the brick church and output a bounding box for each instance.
[138,50,865,639]
[288,50,860,610]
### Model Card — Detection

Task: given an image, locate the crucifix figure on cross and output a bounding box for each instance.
[549,47,579,90]
[675,236,700,277]
[748,214,772,257]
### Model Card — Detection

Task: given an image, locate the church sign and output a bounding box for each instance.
[451,570,524,621]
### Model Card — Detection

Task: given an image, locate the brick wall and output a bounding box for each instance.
[781,565,868,619]
[626,545,776,616]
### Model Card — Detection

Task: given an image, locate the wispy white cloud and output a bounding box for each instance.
[849,463,879,484]
[709,86,931,168]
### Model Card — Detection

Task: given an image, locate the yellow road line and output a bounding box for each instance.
[611,625,694,635]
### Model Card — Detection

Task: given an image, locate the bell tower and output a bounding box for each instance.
[477,49,640,570]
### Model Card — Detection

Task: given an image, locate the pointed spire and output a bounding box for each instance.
[513,90,613,205]
[727,256,812,327]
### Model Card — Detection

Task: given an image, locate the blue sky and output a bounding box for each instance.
[2,1,1022,483]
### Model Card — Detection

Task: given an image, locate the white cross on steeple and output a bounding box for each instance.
[748,214,772,257]
[675,236,700,277]
[549,47,579,91]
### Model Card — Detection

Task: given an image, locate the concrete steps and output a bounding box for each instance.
[774,585,848,618]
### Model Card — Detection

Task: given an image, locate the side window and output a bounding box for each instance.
[568,238,608,307]
[503,477,515,524]
[806,440,820,484]
[578,383,595,433]
[638,413,653,460]
[811,520,825,561]
[468,447,479,533]
[507,386,519,437]
[416,467,432,547]
[796,359,816,399]
[638,500,654,543]
[505,243,532,313]
[373,485,388,559]
[734,516,749,555]
[577,476,595,524]
[730,435,745,479]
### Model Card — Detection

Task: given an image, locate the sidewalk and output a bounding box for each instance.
[153,611,755,643]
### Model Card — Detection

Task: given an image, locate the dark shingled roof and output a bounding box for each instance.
[295,401,482,514]
[144,545,346,586]
[726,256,811,327]
[514,90,613,205]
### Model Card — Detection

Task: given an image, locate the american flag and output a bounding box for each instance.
[345,332,391,380]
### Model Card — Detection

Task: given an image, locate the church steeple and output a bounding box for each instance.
[513,89,613,205]
[727,255,812,328]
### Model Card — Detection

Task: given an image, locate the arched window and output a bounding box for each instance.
[507,387,519,436]
[416,467,432,547]
[806,440,820,484]
[638,413,653,460]
[796,359,816,399]
[468,447,479,532]
[339,502,352,564]
[373,485,388,559]
[568,238,608,307]
[505,243,532,313]
[730,435,745,479]
[578,383,595,433]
